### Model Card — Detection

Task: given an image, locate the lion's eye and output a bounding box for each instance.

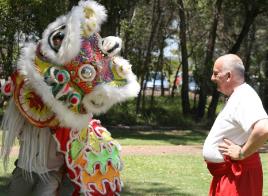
[78,64,96,81]
[48,25,66,53]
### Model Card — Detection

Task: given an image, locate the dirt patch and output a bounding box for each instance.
[5,144,268,157]
[121,145,202,156]
[6,145,203,157]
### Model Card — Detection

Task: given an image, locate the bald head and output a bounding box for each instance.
[215,54,245,80]
[211,54,245,96]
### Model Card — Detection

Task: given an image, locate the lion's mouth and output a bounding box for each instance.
[90,100,104,108]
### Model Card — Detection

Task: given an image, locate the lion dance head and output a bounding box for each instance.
[1,1,140,195]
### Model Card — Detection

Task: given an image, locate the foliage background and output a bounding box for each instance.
[0,0,267,125]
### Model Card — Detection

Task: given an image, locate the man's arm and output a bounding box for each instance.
[218,118,268,160]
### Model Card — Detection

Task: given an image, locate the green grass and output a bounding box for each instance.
[121,154,210,196]
[0,157,16,196]
[109,128,207,146]
[1,128,268,195]
[263,155,268,196]
[1,155,268,196]
[121,154,268,196]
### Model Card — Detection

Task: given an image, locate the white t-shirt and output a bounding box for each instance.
[203,83,268,163]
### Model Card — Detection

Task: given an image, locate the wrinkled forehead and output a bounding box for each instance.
[213,58,225,73]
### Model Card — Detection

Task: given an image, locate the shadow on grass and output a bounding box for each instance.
[51,176,197,196]
[0,176,10,196]
[0,176,196,196]
[109,127,207,145]
[122,181,196,196]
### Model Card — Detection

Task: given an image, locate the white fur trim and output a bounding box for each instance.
[82,74,140,115]
[99,36,122,57]
[18,43,90,129]
[79,0,107,33]
[17,123,51,175]
[112,56,132,78]
[1,100,50,179]
[1,100,25,169]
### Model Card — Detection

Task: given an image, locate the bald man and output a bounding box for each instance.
[203,54,268,196]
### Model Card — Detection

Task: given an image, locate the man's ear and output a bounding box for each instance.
[226,72,231,82]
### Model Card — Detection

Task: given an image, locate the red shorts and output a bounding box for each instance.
[206,153,263,196]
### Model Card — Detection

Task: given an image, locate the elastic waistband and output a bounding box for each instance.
[206,152,261,176]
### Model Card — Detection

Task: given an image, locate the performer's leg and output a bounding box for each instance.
[32,170,63,196]
[58,174,74,196]
[8,167,35,196]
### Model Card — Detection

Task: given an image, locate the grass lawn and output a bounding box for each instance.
[0,157,16,196]
[121,154,210,196]
[1,129,268,195]
[1,155,268,196]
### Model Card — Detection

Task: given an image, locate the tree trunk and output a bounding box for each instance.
[243,25,255,82]
[262,50,268,111]
[136,0,162,114]
[159,38,165,97]
[196,0,222,119]
[207,2,260,118]
[135,49,145,114]
[122,7,137,58]
[178,0,190,115]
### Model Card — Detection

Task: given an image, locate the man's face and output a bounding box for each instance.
[211,61,230,95]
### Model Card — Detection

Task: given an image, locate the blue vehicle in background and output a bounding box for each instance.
[175,72,199,92]
[143,72,170,90]
[188,75,199,92]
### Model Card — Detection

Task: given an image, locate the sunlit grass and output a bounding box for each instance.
[122,154,268,196]
[121,154,210,196]
[0,152,268,195]
[1,126,268,196]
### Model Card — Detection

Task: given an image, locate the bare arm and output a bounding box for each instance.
[218,118,268,160]
[241,119,268,157]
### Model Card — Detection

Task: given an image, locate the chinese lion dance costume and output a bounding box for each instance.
[1,0,140,195]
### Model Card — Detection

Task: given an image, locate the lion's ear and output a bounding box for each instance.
[79,0,107,36]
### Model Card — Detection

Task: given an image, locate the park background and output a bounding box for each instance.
[0,0,268,195]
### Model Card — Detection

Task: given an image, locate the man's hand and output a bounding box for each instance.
[218,139,242,160]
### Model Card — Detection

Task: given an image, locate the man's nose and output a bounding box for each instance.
[211,75,215,82]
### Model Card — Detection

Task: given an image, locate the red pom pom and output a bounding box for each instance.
[70,96,78,105]
[57,73,64,82]
[1,80,14,96]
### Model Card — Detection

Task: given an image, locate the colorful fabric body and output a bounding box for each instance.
[52,119,122,195]
[206,153,262,196]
